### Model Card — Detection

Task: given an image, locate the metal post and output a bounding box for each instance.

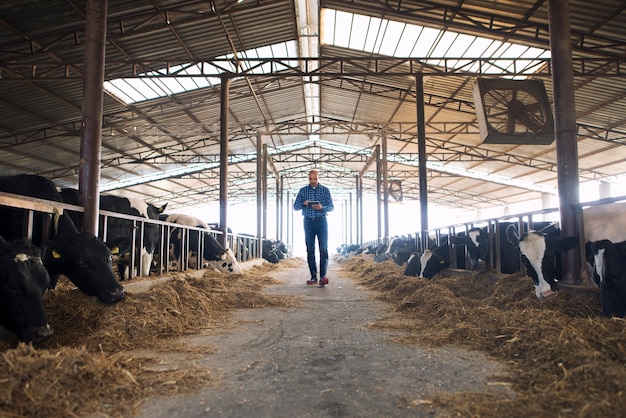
[219,74,231,248]
[416,72,429,250]
[256,131,263,258]
[79,0,108,235]
[381,130,389,240]
[548,0,581,284]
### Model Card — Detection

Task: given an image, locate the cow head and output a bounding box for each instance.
[403,244,450,279]
[209,247,242,273]
[590,240,626,317]
[507,225,578,299]
[0,236,54,343]
[44,212,130,305]
[387,237,417,266]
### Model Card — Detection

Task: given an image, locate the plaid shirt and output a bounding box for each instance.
[293,183,334,218]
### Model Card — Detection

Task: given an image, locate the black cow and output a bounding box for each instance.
[163,214,242,273]
[0,175,128,304]
[0,236,54,343]
[61,188,166,280]
[403,243,451,279]
[45,211,129,304]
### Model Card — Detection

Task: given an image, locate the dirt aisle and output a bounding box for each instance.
[133,260,511,418]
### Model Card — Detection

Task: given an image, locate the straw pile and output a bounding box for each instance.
[339,255,626,417]
[0,259,302,417]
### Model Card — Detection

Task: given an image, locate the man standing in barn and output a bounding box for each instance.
[294,169,335,286]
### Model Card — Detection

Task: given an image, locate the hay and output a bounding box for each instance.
[0,259,302,417]
[339,255,626,418]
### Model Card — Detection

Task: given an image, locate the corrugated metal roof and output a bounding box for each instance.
[1,0,626,223]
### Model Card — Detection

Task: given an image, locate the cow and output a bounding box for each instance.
[506,202,626,308]
[403,243,451,279]
[262,239,281,264]
[0,175,128,304]
[163,213,242,274]
[450,227,489,272]
[507,226,578,298]
[45,210,130,304]
[386,236,417,266]
[61,188,166,280]
[0,236,54,344]
[450,221,560,275]
[590,240,626,317]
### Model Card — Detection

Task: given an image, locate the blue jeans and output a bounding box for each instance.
[304,217,328,279]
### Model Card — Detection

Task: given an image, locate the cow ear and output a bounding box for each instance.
[54,211,79,240]
[506,224,520,246]
[108,237,131,255]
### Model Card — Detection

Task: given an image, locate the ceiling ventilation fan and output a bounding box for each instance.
[473,79,555,145]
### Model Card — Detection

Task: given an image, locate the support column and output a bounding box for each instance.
[416,72,429,249]
[219,74,231,248]
[79,0,108,235]
[548,0,581,284]
[262,144,269,240]
[375,144,382,244]
[381,130,389,240]
[256,131,263,258]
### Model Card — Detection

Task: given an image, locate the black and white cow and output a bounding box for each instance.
[0,236,54,343]
[163,214,241,274]
[61,188,166,280]
[450,227,489,271]
[507,202,626,309]
[262,239,281,264]
[507,226,578,298]
[590,240,626,317]
[403,243,451,279]
[451,221,560,275]
[386,236,417,266]
[0,175,128,304]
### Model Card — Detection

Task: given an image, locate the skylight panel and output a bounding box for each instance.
[334,11,352,48]
[104,41,297,104]
[396,25,422,56]
[413,26,440,55]
[464,37,495,57]
[363,17,382,53]
[349,14,370,50]
[321,9,549,77]
[378,20,404,55]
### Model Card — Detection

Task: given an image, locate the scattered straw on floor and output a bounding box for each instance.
[0,258,303,418]
[339,254,626,418]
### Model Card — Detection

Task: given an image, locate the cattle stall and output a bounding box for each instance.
[0,190,262,279]
[359,195,626,284]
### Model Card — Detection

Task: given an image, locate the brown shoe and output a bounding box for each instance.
[319,277,329,286]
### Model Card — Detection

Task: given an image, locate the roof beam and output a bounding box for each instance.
[3,57,626,81]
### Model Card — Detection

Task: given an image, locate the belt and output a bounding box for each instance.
[305,216,326,221]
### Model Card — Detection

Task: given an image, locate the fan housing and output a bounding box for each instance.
[473,79,555,145]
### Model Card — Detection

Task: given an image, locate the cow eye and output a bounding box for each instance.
[221,262,228,268]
